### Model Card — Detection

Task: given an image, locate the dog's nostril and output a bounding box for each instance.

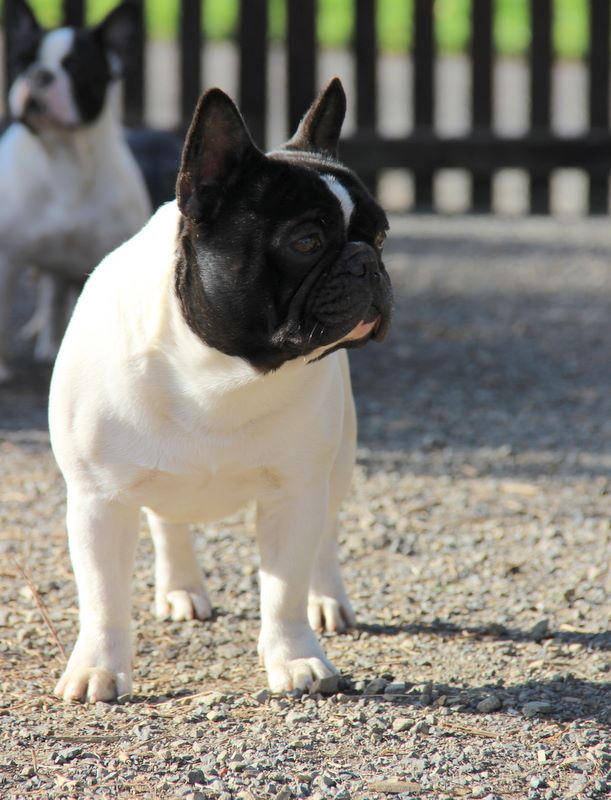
[348,258,368,277]
[33,68,54,88]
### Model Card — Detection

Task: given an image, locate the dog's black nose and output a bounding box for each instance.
[31,67,55,88]
[344,242,380,279]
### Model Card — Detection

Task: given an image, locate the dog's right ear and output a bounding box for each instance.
[9,0,41,42]
[177,88,262,222]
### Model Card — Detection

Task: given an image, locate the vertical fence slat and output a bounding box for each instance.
[355,0,377,130]
[588,0,610,213]
[471,0,493,211]
[354,0,378,191]
[287,0,316,134]
[529,0,552,213]
[3,0,19,96]
[62,0,84,27]
[239,0,267,148]
[122,0,145,126]
[180,0,203,129]
[413,0,435,210]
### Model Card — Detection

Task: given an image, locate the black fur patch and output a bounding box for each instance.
[61,31,112,124]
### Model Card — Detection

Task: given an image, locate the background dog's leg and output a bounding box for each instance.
[257,484,338,692]
[0,256,19,382]
[54,494,139,703]
[29,274,67,363]
[308,353,357,633]
[146,511,212,621]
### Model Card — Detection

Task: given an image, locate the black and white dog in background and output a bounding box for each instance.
[0,0,152,382]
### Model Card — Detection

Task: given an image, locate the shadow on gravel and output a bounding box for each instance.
[357,621,610,651]
[352,624,611,726]
[356,676,611,726]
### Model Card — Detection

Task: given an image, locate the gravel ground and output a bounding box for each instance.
[1,215,610,800]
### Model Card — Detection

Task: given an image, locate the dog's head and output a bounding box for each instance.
[175,79,393,373]
[7,0,138,131]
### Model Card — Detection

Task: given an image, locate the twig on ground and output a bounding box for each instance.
[12,558,67,663]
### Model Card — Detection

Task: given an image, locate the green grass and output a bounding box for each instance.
[6,0,589,59]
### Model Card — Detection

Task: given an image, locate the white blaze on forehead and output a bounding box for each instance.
[39,28,75,66]
[321,173,355,229]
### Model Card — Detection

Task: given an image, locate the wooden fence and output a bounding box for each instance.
[4,0,611,214]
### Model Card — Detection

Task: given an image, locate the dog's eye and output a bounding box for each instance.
[374,231,387,251]
[292,234,322,255]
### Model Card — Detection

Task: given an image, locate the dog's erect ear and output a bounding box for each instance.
[285,77,346,158]
[95,1,140,60]
[177,88,261,221]
[9,0,41,42]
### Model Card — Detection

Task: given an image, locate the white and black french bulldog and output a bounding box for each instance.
[0,0,151,381]
[49,78,392,702]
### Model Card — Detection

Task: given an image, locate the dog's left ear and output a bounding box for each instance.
[285,77,346,158]
[9,0,41,42]
[177,88,263,222]
[95,2,140,62]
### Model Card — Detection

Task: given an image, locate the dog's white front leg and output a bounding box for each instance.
[54,493,139,703]
[146,511,212,622]
[257,482,338,692]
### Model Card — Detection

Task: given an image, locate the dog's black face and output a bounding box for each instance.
[7,0,138,130]
[175,79,393,373]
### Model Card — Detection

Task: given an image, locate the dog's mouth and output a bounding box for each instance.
[304,310,389,364]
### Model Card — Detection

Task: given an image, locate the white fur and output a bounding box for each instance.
[50,202,357,701]
[0,46,151,380]
[321,173,355,229]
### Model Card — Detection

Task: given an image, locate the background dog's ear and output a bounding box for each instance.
[177,88,261,221]
[285,78,346,158]
[9,0,41,41]
[95,2,139,63]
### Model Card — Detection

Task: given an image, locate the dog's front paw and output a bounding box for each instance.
[54,635,132,703]
[155,587,212,621]
[308,591,356,633]
[55,666,130,703]
[258,625,338,693]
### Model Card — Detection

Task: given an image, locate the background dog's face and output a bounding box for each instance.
[7,0,137,131]
[175,79,393,373]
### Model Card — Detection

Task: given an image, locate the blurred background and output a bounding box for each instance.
[2,0,611,216]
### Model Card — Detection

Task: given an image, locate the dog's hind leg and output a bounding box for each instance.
[22,273,68,363]
[0,255,19,382]
[308,352,357,633]
[146,511,212,622]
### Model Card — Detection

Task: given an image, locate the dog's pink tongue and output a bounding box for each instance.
[344,318,378,341]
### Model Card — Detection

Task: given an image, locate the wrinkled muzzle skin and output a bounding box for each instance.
[300,241,393,355]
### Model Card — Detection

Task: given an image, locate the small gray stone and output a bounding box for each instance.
[413,721,430,735]
[530,776,546,789]
[309,674,341,695]
[206,710,227,722]
[251,689,269,704]
[530,619,550,641]
[363,678,388,695]
[477,695,502,713]
[392,716,412,732]
[187,769,206,785]
[384,682,408,694]
[522,701,553,718]
[285,710,311,725]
